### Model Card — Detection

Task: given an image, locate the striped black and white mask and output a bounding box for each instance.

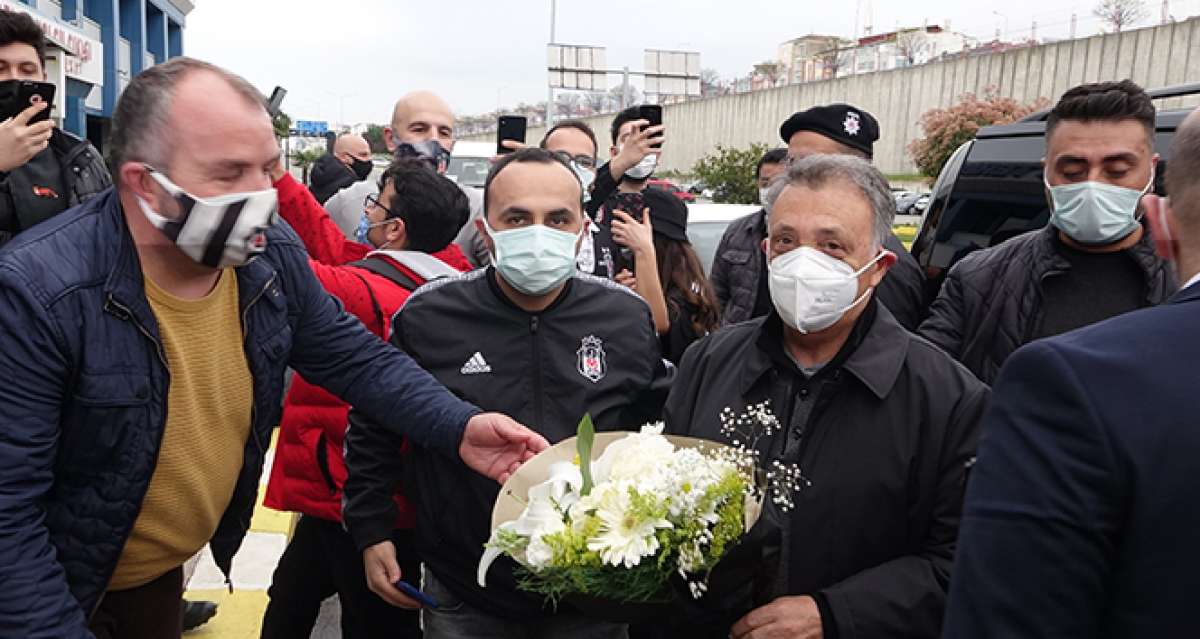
[137,165,279,268]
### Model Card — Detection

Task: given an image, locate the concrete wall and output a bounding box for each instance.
[463,18,1200,175]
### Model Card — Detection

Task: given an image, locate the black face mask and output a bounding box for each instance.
[349,157,373,181]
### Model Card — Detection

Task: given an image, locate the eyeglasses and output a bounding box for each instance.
[364,193,398,219]
[550,150,596,170]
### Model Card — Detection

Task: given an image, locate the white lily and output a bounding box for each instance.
[478,462,583,586]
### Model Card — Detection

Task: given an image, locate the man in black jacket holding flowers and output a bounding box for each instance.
[664,154,987,639]
[343,148,673,639]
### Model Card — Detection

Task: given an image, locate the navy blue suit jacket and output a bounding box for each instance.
[943,281,1200,638]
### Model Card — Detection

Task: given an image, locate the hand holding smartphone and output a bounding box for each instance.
[395,579,439,609]
[496,115,527,155]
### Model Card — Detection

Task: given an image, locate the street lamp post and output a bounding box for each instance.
[546,0,556,127]
[993,10,1009,41]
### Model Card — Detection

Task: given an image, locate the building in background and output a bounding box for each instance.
[777,34,853,84]
[843,25,975,76]
[0,0,192,151]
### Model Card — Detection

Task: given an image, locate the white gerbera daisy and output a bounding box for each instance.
[586,482,673,568]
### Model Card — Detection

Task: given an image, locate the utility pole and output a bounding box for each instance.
[1070,13,1077,39]
[621,66,631,109]
[1162,0,1170,23]
[546,0,556,127]
[1032,20,1038,43]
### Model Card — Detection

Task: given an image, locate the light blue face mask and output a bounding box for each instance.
[355,213,393,247]
[1046,169,1154,245]
[483,218,581,296]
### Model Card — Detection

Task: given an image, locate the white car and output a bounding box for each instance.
[685,203,761,273]
[445,141,493,189]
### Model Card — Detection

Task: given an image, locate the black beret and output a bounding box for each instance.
[643,188,689,242]
[779,103,880,158]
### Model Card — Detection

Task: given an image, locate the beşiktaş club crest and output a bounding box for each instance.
[577,335,607,383]
[843,111,862,137]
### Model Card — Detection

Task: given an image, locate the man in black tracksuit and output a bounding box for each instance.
[344,148,673,639]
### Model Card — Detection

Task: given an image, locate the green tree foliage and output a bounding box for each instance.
[691,143,771,204]
[908,88,1050,181]
[363,124,388,155]
[272,111,292,139]
[290,146,325,185]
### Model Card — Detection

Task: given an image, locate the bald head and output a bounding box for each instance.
[333,133,371,163]
[385,90,455,153]
[1167,108,1200,227]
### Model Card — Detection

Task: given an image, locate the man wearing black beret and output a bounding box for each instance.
[711,103,928,331]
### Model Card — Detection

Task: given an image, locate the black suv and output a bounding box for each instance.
[909,83,1199,303]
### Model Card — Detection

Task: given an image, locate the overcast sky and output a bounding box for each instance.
[185,0,1197,125]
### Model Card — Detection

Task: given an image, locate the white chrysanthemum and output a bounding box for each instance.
[586,481,673,568]
[592,428,676,485]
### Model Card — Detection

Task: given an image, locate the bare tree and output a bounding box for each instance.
[555,93,582,118]
[1094,0,1148,32]
[895,30,933,66]
[700,68,722,97]
[816,46,854,80]
[753,61,785,87]
[582,91,609,114]
[608,85,643,110]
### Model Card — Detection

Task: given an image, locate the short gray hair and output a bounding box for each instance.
[765,154,896,248]
[107,56,267,172]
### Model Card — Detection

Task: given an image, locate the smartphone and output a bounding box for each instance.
[266,86,287,117]
[0,80,56,123]
[637,104,663,150]
[496,115,527,155]
[395,579,440,609]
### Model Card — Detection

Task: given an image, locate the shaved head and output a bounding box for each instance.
[385,90,456,153]
[333,133,370,161]
[1167,108,1200,228]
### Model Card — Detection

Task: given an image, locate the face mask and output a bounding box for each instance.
[355,213,395,247]
[137,167,278,269]
[768,246,884,334]
[621,147,657,181]
[759,187,771,205]
[570,161,596,203]
[1046,169,1154,245]
[349,157,374,181]
[483,218,580,296]
[395,140,451,173]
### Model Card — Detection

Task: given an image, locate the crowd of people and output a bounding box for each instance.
[0,7,1198,639]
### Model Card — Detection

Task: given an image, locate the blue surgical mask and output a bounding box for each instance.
[483,219,581,296]
[1046,169,1154,245]
[355,213,392,248]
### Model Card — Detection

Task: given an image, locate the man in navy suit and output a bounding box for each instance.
[943,106,1200,638]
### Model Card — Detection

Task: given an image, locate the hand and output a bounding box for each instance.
[731,595,823,639]
[491,139,528,163]
[0,102,54,173]
[460,413,550,483]
[614,269,638,291]
[611,208,655,257]
[611,120,664,177]
[363,540,422,609]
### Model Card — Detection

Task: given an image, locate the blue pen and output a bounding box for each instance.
[395,580,440,609]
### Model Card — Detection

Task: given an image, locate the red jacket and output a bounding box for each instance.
[264,173,472,526]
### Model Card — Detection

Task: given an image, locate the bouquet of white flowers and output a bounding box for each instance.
[478,409,804,618]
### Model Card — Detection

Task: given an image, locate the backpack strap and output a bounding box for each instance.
[350,255,422,292]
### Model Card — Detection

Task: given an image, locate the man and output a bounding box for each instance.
[325,90,486,259]
[344,148,674,638]
[308,132,373,208]
[920,80,1177,384]
[943,107,1200,638]
[665,155,987,638]
[711,148,787,324]
[580,105,668,279]
[0,9,110,247]
[711,104,927,330]
[261,158,472,638]
[0,57,545,639]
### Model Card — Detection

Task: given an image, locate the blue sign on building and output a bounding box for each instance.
[294,120,330,136]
